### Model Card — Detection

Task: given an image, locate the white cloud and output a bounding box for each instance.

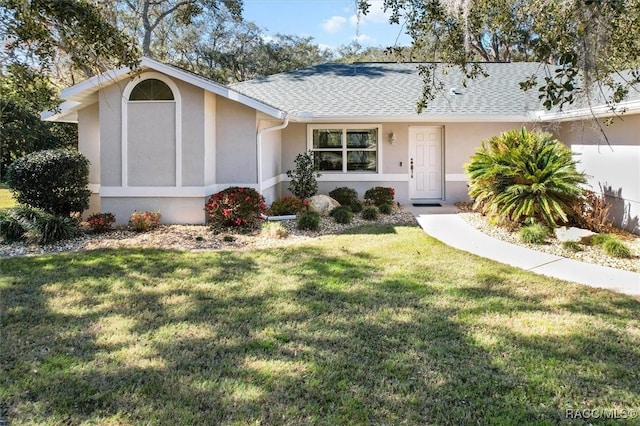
[321,16,347,34]
[353,34,374,44]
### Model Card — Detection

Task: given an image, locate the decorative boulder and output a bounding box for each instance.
[307,195,341,216]
[554,226,596,243]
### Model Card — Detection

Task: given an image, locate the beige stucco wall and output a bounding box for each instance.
[78,102,101,216]
[180,81,205,186]
[102,197,207,224]
[216,97,257,184]
[99,83,123,186]
[557,116,640,233]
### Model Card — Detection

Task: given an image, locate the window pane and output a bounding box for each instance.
[313,129,342,149]
[347,151,377,171]
[346,129,377,149]
[129,79,174,101]
[314,151,343,171]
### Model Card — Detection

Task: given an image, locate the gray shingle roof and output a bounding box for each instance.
[230,62,549,120]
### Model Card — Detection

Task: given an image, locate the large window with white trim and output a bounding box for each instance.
[308,125,379,172]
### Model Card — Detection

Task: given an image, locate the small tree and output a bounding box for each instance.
[6,148,91,217]
[286,151,321,199]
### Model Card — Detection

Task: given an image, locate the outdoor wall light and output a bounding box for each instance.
[388,132,396,144]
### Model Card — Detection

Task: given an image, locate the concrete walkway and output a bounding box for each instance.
[406,205,640,297]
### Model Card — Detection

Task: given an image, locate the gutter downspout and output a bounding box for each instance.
[256,115,290,195]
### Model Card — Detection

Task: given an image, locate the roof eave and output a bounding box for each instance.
[287,113,538,123]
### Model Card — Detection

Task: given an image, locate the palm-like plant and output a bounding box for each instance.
[466,128,586,227]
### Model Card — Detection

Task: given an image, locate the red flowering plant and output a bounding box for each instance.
[364,186,396,206]
[205,187,266,229]
[267,195,309,216]
[129,211,161,232]
[86,212,116,233]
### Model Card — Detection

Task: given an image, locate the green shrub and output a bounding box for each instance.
[261,221,289,239]
[364,187,395,206]
[329,187,359,207]
[602,238,632,258]
[1,206,77,244]
[361,206,380,221]
[0,210,26,242]
[286,151,321,199]
[297,211,320,231]
[378,203,393,215]
[350,200,364,213]
[331,206,353,224]
[205,187,266,228]
[561,240,583,251]
[129,211,161,232]
[267,195,308,216]
[589,233,614,246]
[86,212,116,233]
[466,128,586,227]
[519,223,549,244]
[6,148,91,216]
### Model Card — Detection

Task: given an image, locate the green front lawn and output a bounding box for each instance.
[0,184,16,210]
[1,226,639,425]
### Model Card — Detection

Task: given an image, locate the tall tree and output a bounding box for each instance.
[360,0,640,115]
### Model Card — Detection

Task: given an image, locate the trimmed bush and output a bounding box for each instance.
[6,148,91,216]
[466,128,586,227]
[519,223,549,244]
[331,206,353,224]
[364,187,395,206]
[129,211,161,232]
[350,200,364,213]
[378,203,393,215]
[261,221,289,239]
[86,212,116,233]
[268,195,308,216]
[297,211,320,231]
[205,187,266,228]
[287,151,321,199]
[361,206,380,221]
[329,187,359,207]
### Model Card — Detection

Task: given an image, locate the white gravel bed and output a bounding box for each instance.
[0,209,418,258]
[459,212,640,273]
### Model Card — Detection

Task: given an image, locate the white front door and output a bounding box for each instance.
[409,126,443,199]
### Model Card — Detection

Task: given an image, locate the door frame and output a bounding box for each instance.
[408,126,444,200]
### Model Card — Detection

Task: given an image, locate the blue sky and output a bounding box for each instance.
[242,0,411,51]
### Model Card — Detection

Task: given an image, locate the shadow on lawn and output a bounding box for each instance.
[1,242,639,424]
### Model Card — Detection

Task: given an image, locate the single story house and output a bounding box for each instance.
[43,58,640,233]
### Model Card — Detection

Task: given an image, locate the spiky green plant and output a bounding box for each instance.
[466,128,586,227]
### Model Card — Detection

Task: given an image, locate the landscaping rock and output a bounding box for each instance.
[307,195,341,216]
[554,226,596,242]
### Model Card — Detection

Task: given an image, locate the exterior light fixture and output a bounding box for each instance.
[388,132,396,144]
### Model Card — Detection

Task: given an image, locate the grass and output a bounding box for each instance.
[1,225,639,425]
[0,184,16,210]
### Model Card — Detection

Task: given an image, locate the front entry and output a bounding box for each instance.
[408,126,443,200]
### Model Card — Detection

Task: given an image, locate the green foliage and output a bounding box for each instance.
[6,148,91,216]
[331,206,353,224]
[519,223,549,244]
[129,211,161,232]
[589,233,614,246]
[205,187,266,228]
[361,206,380,221]
[378,203,393,215]
[350,200,364,213]
[286,151,321,199]
[261,221,289,239]
[86,212,116,233]
[466,128,586,227]
[297,211,320,231]
[364,186,395,206]
[602,238,632,258]
[561,240,583,251]
[329,187,359,207]
[267,195,308,216]
[0,206,77,244]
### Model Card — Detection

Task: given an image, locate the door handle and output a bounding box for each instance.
[410,158,414,178]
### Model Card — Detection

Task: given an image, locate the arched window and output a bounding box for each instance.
[128,78,175,101]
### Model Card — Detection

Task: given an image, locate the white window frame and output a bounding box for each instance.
[307,124,381,174]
